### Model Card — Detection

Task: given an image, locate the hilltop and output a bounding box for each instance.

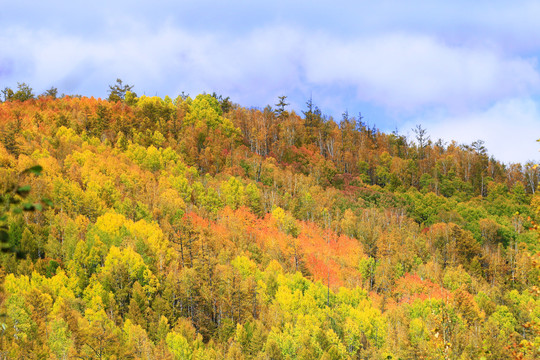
[0,87,538,359]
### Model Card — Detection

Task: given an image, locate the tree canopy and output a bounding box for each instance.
[0,86,538,359]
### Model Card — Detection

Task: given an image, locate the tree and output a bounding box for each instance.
[211,92,233,113]
[275,95,289,117]
[524,162,538,194]
[108,78,135,102]
[41,86,58,99]
[469,139,489,196]
[166,331,193,359]
[413,124,430,161]
[48,318,73,359]
[1,87,14,102]
[303,96,324,143]
[12,82,35,102]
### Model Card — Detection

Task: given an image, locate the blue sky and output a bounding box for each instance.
[2,1,540,164]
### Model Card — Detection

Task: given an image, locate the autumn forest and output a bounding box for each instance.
[0,82,538,359]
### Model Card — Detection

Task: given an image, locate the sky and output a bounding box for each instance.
[2,1,540,164]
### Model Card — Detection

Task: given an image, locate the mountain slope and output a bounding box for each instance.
[0,93,538,359]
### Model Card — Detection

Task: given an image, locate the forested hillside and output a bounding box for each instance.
[0,85,538,359]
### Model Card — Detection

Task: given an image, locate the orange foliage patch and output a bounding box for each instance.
[393,273,449,304]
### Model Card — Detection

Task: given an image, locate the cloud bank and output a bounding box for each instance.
[2,26,538,110]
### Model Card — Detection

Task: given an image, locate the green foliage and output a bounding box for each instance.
[11,82,35,102]
[272,206,299,237]
[185,94,239,138]
[108,78,135,102]
[167,331,193,359]
[0,165,50,257]
[48,318,73,359]
[443,266,472,290]
[221,176,245,210]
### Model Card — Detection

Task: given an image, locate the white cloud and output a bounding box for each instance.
[2,26,538,110]
[0,26,306,103]
[401,98,540,164]
[303,33,539,112]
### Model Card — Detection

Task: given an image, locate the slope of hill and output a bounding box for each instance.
[0,92,538,359]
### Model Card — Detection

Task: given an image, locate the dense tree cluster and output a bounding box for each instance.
[0,89,538,359]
